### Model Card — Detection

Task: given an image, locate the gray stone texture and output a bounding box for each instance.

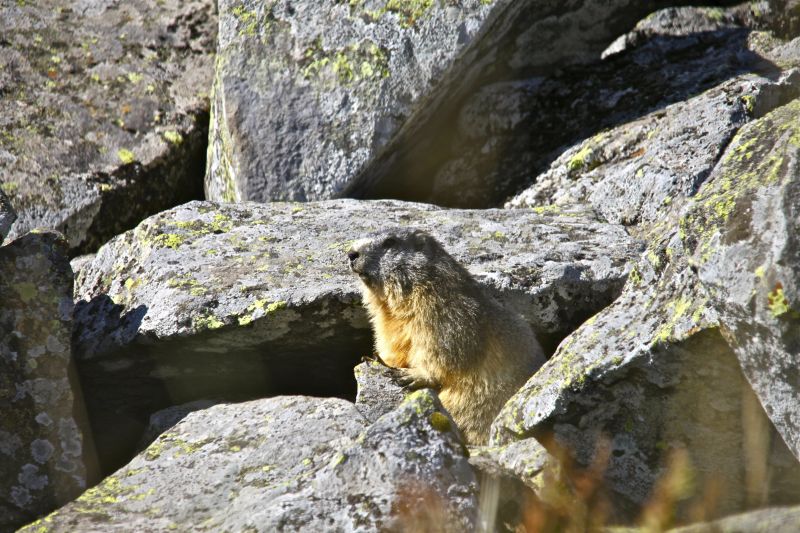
[0,0,216,255]
[20,391,477,532]
[0,231,86,532]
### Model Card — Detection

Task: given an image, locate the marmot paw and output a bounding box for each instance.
[361,353,390,367]
[390,367,439,391]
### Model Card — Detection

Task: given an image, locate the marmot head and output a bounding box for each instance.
[346,228,442,296]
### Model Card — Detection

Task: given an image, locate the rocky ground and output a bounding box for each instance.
[2,1,800,532]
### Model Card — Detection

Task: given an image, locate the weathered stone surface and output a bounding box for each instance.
[0,188,15,243]
[206,0,722,205]
[368,7,789,208]
[492,99,800,519]
[0,0,216,255]
[669,504,800,532]
[601,5,760,59]
[0,231,85,532]
[72,198,641,473]
[21,391,477,532]
[685,98,800,460]
[354,360,406,424]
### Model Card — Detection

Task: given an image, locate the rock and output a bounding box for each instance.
[601,5,759,59]
[507,67,800,227]
[20,391,477,532]
[0,188,15,243]
[0,0,216,255]
[668,504,800,532]
[205,0,713,205]
[367,5,793,208]
[492,99,800,520]
[71,199,641,473]
[684,98,800,461]
[136,399,219,450]
[354,360,406,423]
[0,231,86,532]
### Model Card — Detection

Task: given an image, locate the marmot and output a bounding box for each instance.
[347,228,546,444]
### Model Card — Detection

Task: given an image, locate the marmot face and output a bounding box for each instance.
[347,229,439,295]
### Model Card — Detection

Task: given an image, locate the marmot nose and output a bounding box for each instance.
[347,251,359,262]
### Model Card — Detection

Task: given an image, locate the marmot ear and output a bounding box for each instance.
[410,229,434,251]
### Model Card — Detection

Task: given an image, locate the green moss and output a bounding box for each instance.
[14,282,38,303]
[1,181,18,194]
[429,411,451,432]
[126,72,143,84]
[231,4,258,36]
[117,148,135,165]
[628,266,642,286]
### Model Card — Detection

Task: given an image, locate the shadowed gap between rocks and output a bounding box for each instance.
[74,296,373,479]
[66,110,210,258]
[347,27,781,208]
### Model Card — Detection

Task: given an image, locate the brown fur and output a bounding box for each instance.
[348,229,546,444]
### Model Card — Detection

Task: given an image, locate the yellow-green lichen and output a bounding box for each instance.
[117,148,135,165]
[152,233,183,249]
[195,314,225,330]
[767,284,794,318]
[163,130,183,145]
[302,39,390,85]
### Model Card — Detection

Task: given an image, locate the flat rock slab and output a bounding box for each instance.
[0,231,85,531]
[206,0,706,205]
[72,198,641,473]
[21,391,477,532]
[0,0,216,254]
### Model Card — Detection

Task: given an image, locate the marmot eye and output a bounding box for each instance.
[382,237,397,248]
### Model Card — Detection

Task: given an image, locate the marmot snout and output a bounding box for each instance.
[347,228,545,444]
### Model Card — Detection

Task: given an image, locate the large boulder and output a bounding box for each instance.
[205,0,725,205]
[0,0,216,255]
[669,504,800,532]
[72,198,642,474]
[20,391,477,532]
[491,98,800,520]
[0,231,86,532]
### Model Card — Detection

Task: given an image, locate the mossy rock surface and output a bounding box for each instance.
[0,0,216,255]
[0,231,85,532]
[492,98,800,520]
[20,391,475,532]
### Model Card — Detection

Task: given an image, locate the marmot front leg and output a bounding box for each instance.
[390,367,440,391]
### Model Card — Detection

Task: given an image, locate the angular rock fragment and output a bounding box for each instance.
[20,392,477,532]
[493,98,800,519]
[0,231,86,532]
[0,0,216,254]
[354,360,406,423]
[72,199,642,473]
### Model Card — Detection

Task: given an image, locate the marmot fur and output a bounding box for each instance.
[347,228,545,444]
